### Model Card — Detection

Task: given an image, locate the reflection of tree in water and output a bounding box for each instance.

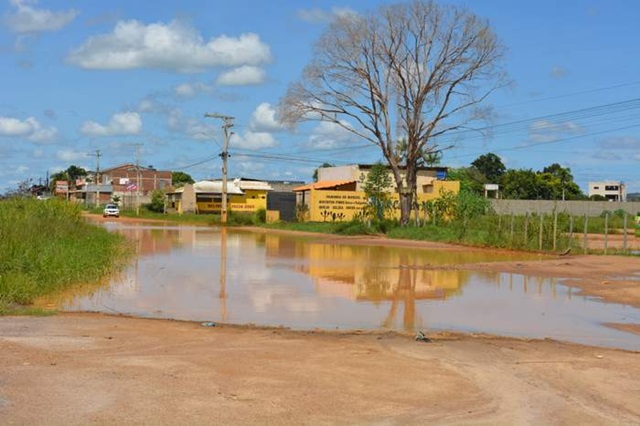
[382,255,434,331]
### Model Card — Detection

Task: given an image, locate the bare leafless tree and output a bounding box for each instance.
[280,0,507,225]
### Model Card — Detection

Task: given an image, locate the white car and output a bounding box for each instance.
[103,203,120,218]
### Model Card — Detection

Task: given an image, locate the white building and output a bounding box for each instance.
[588,181,626,201]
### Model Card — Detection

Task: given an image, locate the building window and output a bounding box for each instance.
[422,184,434,194]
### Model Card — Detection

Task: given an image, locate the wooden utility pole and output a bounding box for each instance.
[204,113,234,223]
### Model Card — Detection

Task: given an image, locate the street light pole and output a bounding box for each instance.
[204,113,234,223]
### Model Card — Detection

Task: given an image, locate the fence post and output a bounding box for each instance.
[569,215,574,249]
[553,210,558,252]
[524,212,529,247]
[604,212,609,255]
[623,213,628,252]
[538,214,544,251]
[510,213,515,246]
[583,214,588,254]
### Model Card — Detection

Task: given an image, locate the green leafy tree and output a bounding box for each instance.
[363,162,393,220]
[500,169,540,199]
[49,171,69,191]
[471,153,505,184]
[171,171,194,188]
[49,165,87,191]
[66,165,87,182]
[280,0,506,225]
[447,167,485,195]
[541,163,584,200]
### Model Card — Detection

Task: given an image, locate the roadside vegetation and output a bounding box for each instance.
[0,198,130,314]
[269,189,639,255]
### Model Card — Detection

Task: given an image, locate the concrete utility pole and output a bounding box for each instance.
[204,113,234,223]
[89,149,102,207]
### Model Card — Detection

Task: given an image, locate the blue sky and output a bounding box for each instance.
[1,0,639,193]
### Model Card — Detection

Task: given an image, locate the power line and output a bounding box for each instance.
[447,123,640,161]
[437,97,640,144]
[493,80,640,109]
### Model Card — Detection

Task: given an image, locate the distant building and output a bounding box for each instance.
[588,181,626,201]
[101,163,172,195]
[72,163,172,208]
[317,164,449,194]
[295,164,459,222]
[167,178,272,214]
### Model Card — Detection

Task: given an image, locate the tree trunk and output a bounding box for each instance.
[399,189,413,226]
[392,163,416,226]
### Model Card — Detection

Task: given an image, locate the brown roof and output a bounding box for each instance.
[293,180,356,191]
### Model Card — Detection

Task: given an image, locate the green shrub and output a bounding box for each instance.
[145,189,166,213]
[335,220,375,236]
[227,210,254,226]
[254,208,267,224]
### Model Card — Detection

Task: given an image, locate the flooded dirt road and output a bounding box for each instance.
[54,223,640,350]
[1,220,639,424]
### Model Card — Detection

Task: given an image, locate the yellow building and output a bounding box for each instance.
[167,178,272,214]
[294,164,460,222]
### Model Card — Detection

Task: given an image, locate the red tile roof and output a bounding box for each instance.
[293,180,356,191]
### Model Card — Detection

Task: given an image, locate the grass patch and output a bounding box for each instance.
[264,221,345,234]
[0,198,131,314]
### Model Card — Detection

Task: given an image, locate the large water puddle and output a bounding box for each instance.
[61,224,640,351]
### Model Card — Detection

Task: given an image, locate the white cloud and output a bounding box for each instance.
[231,131,278,150]
[166,109,217,141]
[81,112,142,136]
[56,149,88,162]
[599,136,640,150]
[0,116,32,135]
[137,97,171,114]
[249,103,284,132]
[235,160,265,175]
[593,151,622,161]
[529,120,583,143]
[186,120,216,140]
[307,120,356,149]
[216,65,266,86]
[296,7,358,23]
[550,66,567,79]
[0,116,57,142]
[68,20,271,72]
[137,99,157,113]
[174,81,213,97]
[3,0,78,34]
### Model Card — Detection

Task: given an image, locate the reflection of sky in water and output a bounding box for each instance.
[64,224,640,351]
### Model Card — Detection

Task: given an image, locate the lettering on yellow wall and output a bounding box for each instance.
[308,181,459,222]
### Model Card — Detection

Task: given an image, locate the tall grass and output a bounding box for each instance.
[388,213,575,252]
[0,198,130,313]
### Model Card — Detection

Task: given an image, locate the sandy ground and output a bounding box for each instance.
[1,222,640,425]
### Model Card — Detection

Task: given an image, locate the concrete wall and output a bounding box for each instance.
[489,199,640,216]
[267,191,296,222]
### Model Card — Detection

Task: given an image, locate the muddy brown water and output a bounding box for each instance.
[59,223,640,350]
